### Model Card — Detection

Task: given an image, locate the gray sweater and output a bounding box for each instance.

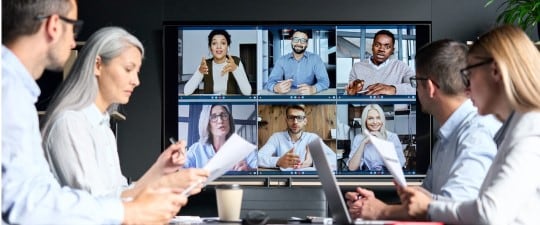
[349,58,416,95]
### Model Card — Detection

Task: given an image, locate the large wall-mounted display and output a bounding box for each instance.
[163,22,432,181]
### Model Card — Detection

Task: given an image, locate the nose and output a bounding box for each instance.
[131,73,140,87]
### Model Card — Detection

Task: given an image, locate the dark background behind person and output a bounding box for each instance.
[67,0,537,187]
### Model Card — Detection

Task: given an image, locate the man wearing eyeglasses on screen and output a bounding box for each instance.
[344,40,501,221]
[2,0,187,224]
[345,30,416,95]
[257,105,336,171]
[264,30,330,95]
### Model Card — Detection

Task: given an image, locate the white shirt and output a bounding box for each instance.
[428,111,540,224]
[44,104,128,197]
[2,45,123,224]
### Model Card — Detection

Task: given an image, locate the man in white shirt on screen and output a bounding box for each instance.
[344,39,501,220]
[257,104,336,170]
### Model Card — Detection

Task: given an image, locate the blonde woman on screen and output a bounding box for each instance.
[400,25,540,224]
[347,104,405,171]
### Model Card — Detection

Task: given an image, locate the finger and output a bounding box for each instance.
[228,54,233,62]
[201,56,207,66]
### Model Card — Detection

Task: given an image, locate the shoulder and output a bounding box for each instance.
[509,111,540,137]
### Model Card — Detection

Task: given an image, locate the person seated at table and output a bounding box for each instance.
[263,30,330,95]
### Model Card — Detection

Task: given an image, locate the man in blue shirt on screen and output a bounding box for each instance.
[344,40,501,220]
[2,0,189,224]
[264,30,330,95]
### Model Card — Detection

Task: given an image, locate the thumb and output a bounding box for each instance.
[288,147,295,153]
[201,56,206,65]
[228,55,234,62]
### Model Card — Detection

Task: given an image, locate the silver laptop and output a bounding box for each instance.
[309,138,394,225]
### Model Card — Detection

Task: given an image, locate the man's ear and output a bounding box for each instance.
[428,79,437,98]
[94,56,102,77]
[44,15,62,42]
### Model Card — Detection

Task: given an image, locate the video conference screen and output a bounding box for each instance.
[163,22,432,178]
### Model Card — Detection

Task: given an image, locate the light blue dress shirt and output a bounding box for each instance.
[2,46,123,224]
[257,131,337,170]
[264,52,330,93]
[348,131,405,171]
[184,141,258,170]
[421,99,501,201]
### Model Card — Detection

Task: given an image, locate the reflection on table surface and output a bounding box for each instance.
[257,88,337,96]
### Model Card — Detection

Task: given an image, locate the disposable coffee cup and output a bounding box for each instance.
[215,184,243,222]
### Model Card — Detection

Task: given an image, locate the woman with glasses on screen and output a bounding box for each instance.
[399,25,540,224]
[41,27,208,198]
[184,104,257,171]
[183,29,252,96]
[347,104,405,171]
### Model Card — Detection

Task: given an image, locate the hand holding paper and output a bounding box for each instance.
[363,130,407,187]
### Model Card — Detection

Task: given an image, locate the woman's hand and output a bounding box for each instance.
[221,55,237,75]
[199,56,209,75]
[156,140,187,174]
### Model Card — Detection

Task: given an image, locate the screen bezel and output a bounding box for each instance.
[162,21,432,181]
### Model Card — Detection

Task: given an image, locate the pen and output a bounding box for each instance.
[169,137,177,145]
[181,180,204,196]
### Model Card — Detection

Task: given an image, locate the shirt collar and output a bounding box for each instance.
[437,99,475,140]
[2,45,41,99]
[82,103,110,126]
[286,52,310,61]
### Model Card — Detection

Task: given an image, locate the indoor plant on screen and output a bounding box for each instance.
[485,0,540,40]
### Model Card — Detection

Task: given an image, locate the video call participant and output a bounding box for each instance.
[184,29,252,96]
[264,30,330,95]
[40,27,209,198]
[345,39,500,220]
[345,30,415,95]
[2,0,189,224]
[347,104,406,171]
[258,105,336,170]
[184,104,257,171]
[399,25,540,224]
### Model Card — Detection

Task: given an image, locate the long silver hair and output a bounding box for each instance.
[198,104,235,145]
[41,26,144,140]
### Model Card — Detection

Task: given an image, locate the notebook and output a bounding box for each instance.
[308,138,396,225]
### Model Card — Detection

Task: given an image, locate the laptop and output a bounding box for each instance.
[308,138,394,225]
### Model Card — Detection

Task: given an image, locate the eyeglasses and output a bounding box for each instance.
[209,112,229,122]
[35,14,84,37]
[286,115,306,122]
[460,58,493,87]
[292,37,308,44]
[409,76,439,88]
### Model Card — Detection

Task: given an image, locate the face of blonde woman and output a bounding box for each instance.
[365,109,383,132]
[465,53,497,116]
[210,34,228,62]
[96,45,142,107]
[209,105,231,138]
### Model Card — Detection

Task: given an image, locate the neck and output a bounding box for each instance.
[432,95,468,126]
[94,93,110,113]
[370,57,383,66]
[212,136,227,152]
[214,57,226,64]
[493,96,513,123]
[288,130,303,142]
[7,38,49,79]
[293,52,304,61]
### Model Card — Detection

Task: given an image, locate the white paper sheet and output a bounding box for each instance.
[363,130,407,187]
[203,133,257,183]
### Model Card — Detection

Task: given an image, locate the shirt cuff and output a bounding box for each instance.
[96,197,124,225]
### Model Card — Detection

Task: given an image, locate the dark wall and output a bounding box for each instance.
[78,0,530,180]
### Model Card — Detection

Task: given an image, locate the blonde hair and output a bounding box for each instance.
[361,104,388,140]
[469,25,540,112]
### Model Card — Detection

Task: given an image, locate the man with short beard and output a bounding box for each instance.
[264,30,330,95]
[257,105,336,170]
